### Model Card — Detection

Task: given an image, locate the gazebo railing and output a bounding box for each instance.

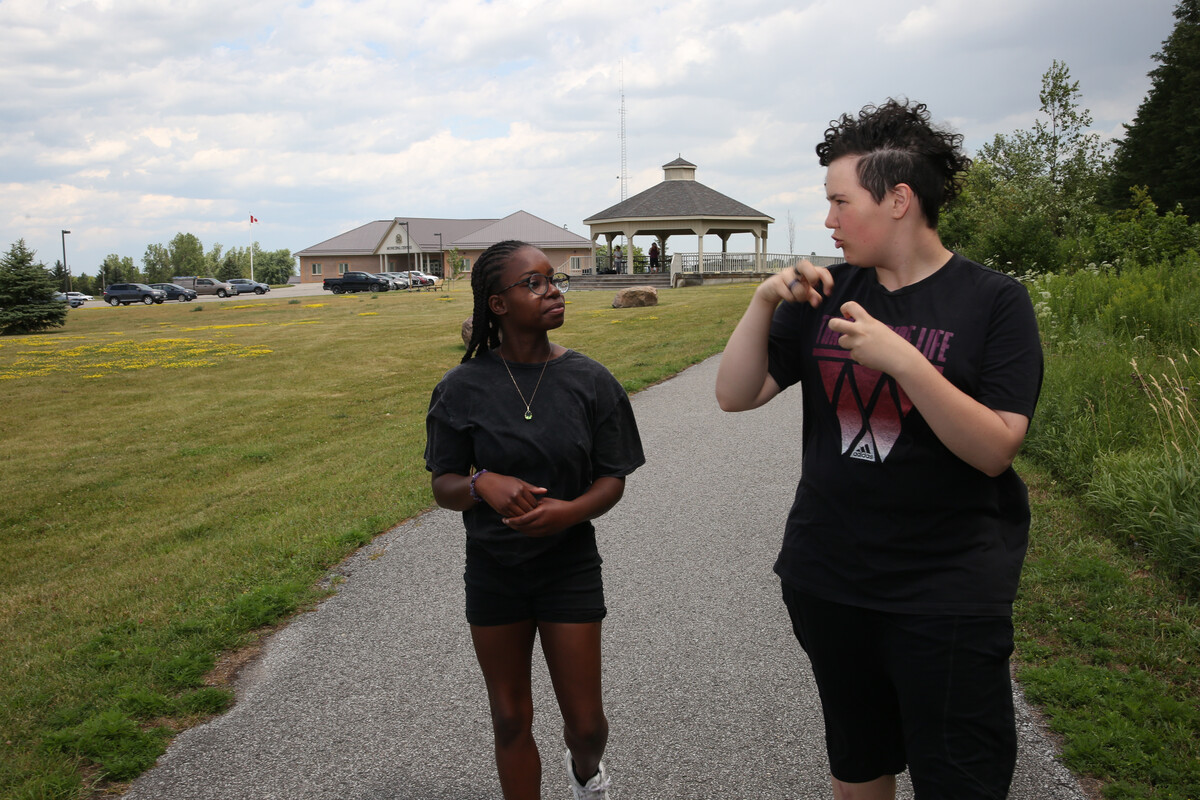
[678,252,841,273]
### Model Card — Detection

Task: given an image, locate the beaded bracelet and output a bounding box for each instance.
[469,469,488,503]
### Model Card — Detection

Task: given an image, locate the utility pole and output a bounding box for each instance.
[619,60,628,202]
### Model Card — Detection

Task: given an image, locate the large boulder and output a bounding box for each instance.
[461,317,473,348]
[612,286,659,308]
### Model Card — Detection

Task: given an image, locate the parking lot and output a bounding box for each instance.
[73,281,339,308]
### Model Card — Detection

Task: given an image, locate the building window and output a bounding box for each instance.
[339,262,349,274]
[462,258,471,272]
[311,262,322,275]
[570,256,582,271]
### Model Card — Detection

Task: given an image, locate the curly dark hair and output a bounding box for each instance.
[461,239,532,362]
[815,99,970,227]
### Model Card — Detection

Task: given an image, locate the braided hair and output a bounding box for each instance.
[462,240,532,362]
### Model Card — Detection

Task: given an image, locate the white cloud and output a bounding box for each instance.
[0,0,1182,272]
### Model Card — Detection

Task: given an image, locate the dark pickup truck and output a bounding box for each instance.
[322,272,392,294]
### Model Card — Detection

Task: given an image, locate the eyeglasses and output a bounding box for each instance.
[496,272,570,296]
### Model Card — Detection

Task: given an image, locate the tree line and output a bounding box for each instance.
[57,233,296,296]
[942,0,1200,273]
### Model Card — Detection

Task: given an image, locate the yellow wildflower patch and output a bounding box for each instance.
[180,323,269,332]
[0,337,272,380]
[357,312,378,317]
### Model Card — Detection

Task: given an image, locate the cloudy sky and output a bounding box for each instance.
[1,0,1181,277]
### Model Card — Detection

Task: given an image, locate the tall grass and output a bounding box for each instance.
[1088,353,1200,590]
[1021,254,1200,592]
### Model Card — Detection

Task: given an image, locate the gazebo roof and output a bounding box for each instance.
[584,158,772,224]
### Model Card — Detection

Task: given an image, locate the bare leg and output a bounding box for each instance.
[470,621,540,800]
[539,621,608,781]
[832,774,897,800]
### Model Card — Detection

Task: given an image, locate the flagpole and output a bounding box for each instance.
[249,214,255,281]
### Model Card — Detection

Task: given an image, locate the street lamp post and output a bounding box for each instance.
[61,230,71,292]
[435,232,443,277]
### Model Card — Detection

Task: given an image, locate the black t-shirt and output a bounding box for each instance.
[767,254,1043,615]
[425,349,645,565]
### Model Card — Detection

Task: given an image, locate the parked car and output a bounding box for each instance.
[380,272,411,289]
[170,276,237,297]
[228,278,270,295]
[413,270,442,286]
[149,283,198,302]
[102,283,167,306]
[65,291,93,303]
[322,272,392,294]
[374,273,408,290]
[52,291,85,308]
[397,270,433,287]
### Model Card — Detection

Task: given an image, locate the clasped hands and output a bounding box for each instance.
[471,471,566,538]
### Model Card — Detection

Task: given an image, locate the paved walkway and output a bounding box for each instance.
[123,355,1088,799]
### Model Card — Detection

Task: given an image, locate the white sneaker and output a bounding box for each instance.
[565,750,612,800]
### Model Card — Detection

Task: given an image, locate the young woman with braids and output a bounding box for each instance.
[425,240,644,800]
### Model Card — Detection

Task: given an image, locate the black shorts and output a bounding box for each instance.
[465,533,606,626]
[782,585,1016,799]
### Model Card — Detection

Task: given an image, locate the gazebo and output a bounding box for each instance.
[583,157,774,278]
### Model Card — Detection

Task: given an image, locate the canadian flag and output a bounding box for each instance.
[250,215,258,223]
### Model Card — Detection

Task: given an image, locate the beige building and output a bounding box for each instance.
[294,211,593,284]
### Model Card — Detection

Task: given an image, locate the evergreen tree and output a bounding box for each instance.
[217,251,243,281]
[0,239,68,335]
[99,253,139,285]
[1107,0,1200,218]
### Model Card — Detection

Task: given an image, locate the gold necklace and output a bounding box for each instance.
[499,349,551,421]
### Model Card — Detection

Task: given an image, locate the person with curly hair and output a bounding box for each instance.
[425,240,644,800]
[715,100,1043,799]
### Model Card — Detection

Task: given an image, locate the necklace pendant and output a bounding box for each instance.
[524,410,533,421]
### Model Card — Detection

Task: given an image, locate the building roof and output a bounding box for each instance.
[406,217,499,250]
[295,220,396,257]
[454,210,591,249]
[296,211,588,257]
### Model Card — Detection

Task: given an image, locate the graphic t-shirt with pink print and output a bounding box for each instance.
[767,254,1043,616]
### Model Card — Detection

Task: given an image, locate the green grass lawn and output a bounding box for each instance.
[0,284,757,799]
[1,283,1195,799]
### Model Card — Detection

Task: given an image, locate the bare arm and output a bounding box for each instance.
[715,262,833,412]
[431,470,546,513]
[829,301,1030,476]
